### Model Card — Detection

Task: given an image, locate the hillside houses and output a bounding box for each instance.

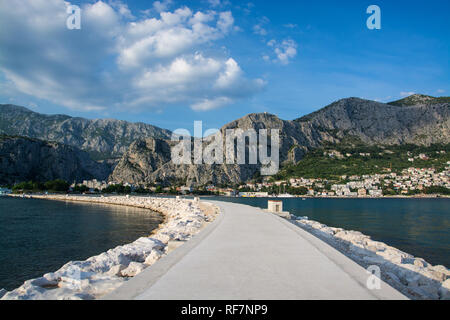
[241,163,450,197]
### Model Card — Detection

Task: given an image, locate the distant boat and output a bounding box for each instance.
[277,194,295,198]
[302,198,306,200]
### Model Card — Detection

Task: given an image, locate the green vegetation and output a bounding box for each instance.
[73,185,90,193]
[101,184,133,194]
[422,186,450,196]
[275,143,450,180]
[12,179,70,193]
[388,95,450,106]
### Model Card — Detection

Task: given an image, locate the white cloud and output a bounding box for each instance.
[133,54,264,110]
[108,0,135,19]
[253,16,269,36]
[284,23,297,29]
[191,97,232,111]
[217,11,234,33]
[400,91,416,97]
[117,8,233,69]
[207,0,221,7]
[0,0,263,112]
[266,39,297,65]
[153,0,173,13]
[206,0,231,8]
[436,89,445,94]
[253,24,267,36]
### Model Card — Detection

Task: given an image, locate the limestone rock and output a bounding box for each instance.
[439,279,450,300]
[144,250,164,266]
[120,262,146,277]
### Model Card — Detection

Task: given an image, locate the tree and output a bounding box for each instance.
[44,180,70,192]
[73,185,89,193]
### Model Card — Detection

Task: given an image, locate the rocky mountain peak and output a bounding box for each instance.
[221,112,284,131]
[0,104,173,160]
[388,94,450,106]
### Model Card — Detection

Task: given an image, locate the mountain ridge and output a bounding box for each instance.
[1,94,449,186]
[388,94,450,107]
[0,104,173,160]
[109,95,450,186]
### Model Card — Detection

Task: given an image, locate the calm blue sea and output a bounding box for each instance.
[205,197,450,268]
[0,197,163,291]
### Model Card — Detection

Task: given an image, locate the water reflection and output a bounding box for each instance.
[0,197,163,291]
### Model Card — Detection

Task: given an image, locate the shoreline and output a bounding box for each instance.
[225,195,450,199]
[292,216,449,300]
[0,195,218,300]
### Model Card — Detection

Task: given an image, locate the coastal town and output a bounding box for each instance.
[39,160,448,198]
[240,164,450,198]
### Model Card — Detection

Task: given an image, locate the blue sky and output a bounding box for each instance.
[0,0,449,132]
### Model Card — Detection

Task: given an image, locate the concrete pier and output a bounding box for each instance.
[104,201,407,300]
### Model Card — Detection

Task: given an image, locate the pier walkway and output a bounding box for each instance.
[104,201,406,300]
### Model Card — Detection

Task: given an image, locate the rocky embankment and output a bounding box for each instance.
[293,217,450,300]
[0,195,218,300]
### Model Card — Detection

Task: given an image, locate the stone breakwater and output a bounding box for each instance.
[293,217,450,300]
[0,195,218,300]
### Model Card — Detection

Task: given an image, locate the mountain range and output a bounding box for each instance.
[0,104,172,160]
[0,94,449,186]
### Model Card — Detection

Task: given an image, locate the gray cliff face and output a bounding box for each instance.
[0,104,172,159]
[109,135,262,186]
[220,112,338,165]
[109,138,172,184]
[0,136,111,185]
[296,98,450,145]
[110,97,449,186]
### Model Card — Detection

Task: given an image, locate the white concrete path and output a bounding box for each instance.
[105,201,407,300]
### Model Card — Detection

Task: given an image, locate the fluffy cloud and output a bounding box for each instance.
[207,0,221,7]
[191,97,232,111]
[132,54,264,110]
[153,0,173,13]
[400,91,416,97]
[253,16,269,36]
[267,39,297,65]
[253,24,267,36]
[0,0,263,112]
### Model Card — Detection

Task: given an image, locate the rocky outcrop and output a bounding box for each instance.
[294,217,449,300]
[109,138,172,184]
[109,136,261,186]
[0,135,110,185]
[0,104,172,160]
[297,97,450,145]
